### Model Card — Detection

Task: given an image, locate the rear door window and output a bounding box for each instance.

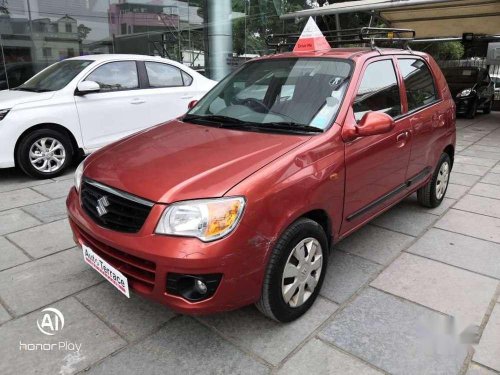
[145,62,184,87]
[353,59,402,122]
[398,58,437,111]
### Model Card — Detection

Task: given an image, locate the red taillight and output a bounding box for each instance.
[188,100,198,109]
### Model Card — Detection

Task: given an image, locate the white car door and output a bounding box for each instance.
[74,60,149,150]
[139,61,207,126]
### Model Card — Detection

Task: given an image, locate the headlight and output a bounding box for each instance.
[155,197,245,242]
[0,108,10,121]
[74,160,85,192]
[457,89,473,98]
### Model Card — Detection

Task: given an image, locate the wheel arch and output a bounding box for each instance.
[14,123,82,165]
[443,144,455,168]
[300,209,333,250]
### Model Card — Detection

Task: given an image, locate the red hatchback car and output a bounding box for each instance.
[67,46,455,322]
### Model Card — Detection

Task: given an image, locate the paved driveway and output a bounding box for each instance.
[0,114,499,375]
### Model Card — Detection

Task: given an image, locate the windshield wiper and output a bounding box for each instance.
[13,87,52,93]
[183,114,245,125]
[218,121,323,134]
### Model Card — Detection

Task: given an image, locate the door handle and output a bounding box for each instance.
[130,99,145,105]
[396,131,409,142]
[181,95,194,99]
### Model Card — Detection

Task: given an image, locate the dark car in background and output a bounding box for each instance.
[443,67,495,118]
[0,62,46,91]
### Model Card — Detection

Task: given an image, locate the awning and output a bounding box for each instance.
[281,0,500,39]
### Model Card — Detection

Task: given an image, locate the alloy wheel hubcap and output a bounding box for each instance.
[29,137,66,173]
[436,161,450,200]
[282,237,323,308]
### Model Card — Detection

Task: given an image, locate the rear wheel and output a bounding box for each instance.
[16,128,73,179]
[256,218,328,322]
[483,96,493,114]
[417,153,451,208]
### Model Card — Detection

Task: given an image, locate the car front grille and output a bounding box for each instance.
[81,179,153,233]
[75,223,156,292]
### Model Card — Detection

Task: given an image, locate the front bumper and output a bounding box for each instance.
[66,187,267,314]
[454,97,475,114]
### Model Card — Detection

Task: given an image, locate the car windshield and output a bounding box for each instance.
[443,68,479,84]
[186,58,352,133]
[16,59,93,92]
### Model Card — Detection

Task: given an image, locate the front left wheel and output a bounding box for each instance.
[16,128,73,179]
[256,218,328,322]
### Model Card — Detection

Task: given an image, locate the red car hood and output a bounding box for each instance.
[84,120,310,203]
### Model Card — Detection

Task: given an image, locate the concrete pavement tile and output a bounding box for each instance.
[77,282,176,342]
[467,363,498,375]
[0,188,48,211]
[452,163,491,176]
[22,197,67,223]
[455,155,498,167]
[454,195,500,219]
[0,248,101,316]
[477,138,500,147]
[450,172,482,187]
[474,304,500,372]
[199,298,337,365]
[0,297,126,375]
[371,205,437,236]
[407,228,500,279]
[0,236,30,271]
[481,172,500,185]
[31,179,75,199]
[277,338,382,375]
[470,145,500,153]
[470,183,500,200]
[0,304,11,324]
[336,225,414,265]
[0,209,41,236]
[446,184,469,199]
[371,253,498,330]
[491,164,500,173]
[321,251,382,304]
[87,316,270,375]
[319,288,467,375]
[7,219,74,258]
[460,149,500,160]
[0,169,52,193]
[436,209,500,244]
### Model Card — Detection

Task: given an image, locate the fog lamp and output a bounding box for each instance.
[194,279,208,295]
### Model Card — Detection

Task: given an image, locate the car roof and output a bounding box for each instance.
[66,54,180,63]
[254,47,426,62]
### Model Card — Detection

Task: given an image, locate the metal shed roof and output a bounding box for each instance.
[281,0,500,39]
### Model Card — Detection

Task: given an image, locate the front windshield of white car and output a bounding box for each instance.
[16,60,93,92]
[186,58,352,133]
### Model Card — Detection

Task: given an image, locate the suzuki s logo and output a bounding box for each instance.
[37,307,65,336]
[96,196,110,217]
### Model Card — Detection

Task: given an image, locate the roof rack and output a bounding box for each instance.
[265,27,416,53]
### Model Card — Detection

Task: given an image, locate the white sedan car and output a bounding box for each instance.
[0,54,216,178]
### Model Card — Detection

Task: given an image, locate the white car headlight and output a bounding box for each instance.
[155,197,245,242]
[0,108,10,121]
[74,160,85,192]
[457,88,473,98]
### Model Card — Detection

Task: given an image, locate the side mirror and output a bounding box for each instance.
[75,81,100,95]
[343,112,395,141]
[188,100,198,109]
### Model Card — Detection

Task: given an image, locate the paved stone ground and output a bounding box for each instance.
[1,114,500,375]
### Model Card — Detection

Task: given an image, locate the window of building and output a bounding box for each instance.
[353,60,402,122]
[67,48,75,57]
[86,61,139,91]
[398,59,437,111]
[42,47,52,57]
[65,22,72,33]
[145,62,184,87]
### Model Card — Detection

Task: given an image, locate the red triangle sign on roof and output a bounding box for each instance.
[293,17,331,52]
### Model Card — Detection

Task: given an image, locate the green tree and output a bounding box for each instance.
[418,41,464,61]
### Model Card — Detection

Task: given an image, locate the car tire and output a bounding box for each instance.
[483,97,493,114]
[16,128,73,179]
[466,99,477,119]
[256,218,328,322]
[417,153,451,208]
